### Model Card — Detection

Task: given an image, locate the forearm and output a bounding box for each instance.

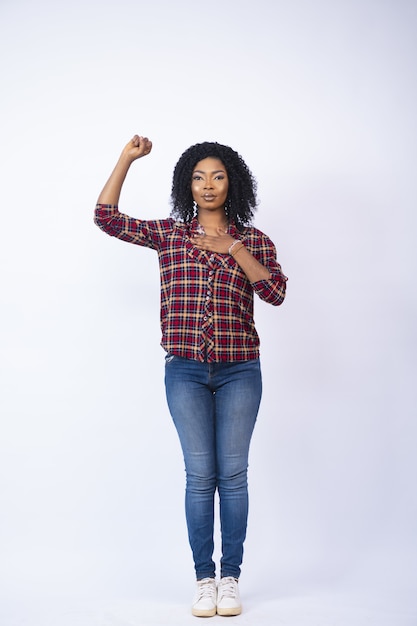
[231,244,271,283]
[96,135,153,206]
[193,232,273,282]
[96,154,133,206]
[231,240,287,305]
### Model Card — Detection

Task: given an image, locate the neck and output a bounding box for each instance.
[197,208,228,230]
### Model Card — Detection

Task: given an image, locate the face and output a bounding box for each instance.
[191,157,229,212]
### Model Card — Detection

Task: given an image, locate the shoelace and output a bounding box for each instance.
[218,577,238,600]
[196,578,216,601]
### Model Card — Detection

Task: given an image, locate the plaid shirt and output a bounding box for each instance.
[95,204,287,362]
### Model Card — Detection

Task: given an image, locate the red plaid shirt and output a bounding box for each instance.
[95,204,287,362]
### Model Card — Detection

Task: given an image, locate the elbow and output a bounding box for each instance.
[254,278,287,306]
[265,290,286,306]
[93,213,105,232]
[272,294,286,306]
[94,205,102,228]
[269,275,287,306]
[94,206,110,232]
[274,283,287,306]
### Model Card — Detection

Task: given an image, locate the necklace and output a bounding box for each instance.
[197,222,229,235]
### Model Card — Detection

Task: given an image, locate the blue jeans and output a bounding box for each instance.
[164,355,262,580]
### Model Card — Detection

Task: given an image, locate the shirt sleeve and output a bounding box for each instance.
[94,203,173,250]
[250,232,288,306]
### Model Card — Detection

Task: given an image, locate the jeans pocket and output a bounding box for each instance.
[165,353,175,364]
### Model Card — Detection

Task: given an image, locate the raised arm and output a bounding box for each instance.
[97,135,153,205]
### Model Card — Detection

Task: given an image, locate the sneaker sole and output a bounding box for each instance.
[192,607,217,617]
[217,606,242,616]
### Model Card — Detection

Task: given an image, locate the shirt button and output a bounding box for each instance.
[209,270,214,276]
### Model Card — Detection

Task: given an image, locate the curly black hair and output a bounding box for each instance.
[170,142,258,232]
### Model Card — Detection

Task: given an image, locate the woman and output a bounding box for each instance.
[94,134,287,617]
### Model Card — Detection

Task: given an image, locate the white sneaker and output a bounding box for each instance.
[192,577,217,617]
[217,576,242,616]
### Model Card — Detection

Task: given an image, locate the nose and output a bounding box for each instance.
[204,178,214,189]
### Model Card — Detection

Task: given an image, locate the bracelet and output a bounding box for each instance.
[229,239,243,255]
[230,242,245,257]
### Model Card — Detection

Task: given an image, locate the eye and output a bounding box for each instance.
[192,175,202,181]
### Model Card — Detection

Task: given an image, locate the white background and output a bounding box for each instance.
[1,1,416,624]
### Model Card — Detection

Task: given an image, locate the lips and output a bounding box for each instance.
[202,194,216,200]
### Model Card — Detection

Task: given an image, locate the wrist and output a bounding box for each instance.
[229,240,245,256]
[118,152,136,170]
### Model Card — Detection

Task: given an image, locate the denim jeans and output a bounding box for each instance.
[164,355,262,580]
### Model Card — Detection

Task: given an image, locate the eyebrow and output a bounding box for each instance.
[192,169,226,174]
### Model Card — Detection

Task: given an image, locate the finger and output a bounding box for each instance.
[137,136,152,156]
[143,138,152,154]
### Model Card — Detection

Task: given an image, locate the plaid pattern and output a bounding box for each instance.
[95,204,287,362]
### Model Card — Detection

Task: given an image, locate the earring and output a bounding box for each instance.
[193,200,198,216]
